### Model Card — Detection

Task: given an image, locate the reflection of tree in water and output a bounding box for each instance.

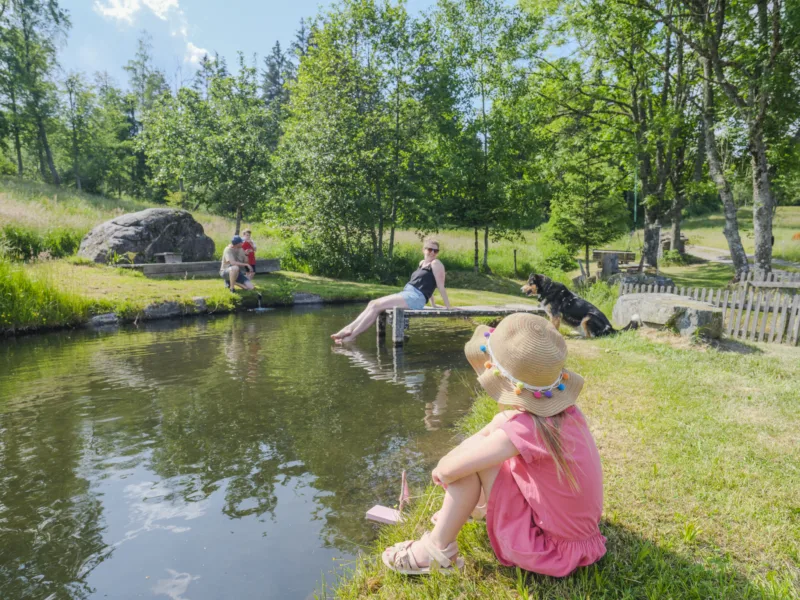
[0,400,109,599]
[0,310,476,587]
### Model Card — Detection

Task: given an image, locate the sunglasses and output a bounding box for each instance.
[425,247,439,253]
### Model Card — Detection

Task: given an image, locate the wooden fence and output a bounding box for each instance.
[619,283,800,345]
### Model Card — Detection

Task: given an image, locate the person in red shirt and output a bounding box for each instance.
[241,229,257,278]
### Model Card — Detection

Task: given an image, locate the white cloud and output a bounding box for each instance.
[185,42,209,64]
[143,0,179,20]
[95,0,180,23]
[93,0,141,23]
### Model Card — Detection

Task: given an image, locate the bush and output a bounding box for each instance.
[0,257,89,333]
[0,224,85,261]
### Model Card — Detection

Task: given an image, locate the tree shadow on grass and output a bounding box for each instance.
[480,520,793,600]
[711,338,765,355]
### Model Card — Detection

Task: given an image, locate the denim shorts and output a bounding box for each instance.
[221,267,249,285]
[399,284,427,310]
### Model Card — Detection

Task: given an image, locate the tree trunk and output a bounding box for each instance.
[642,218,660,268]
[37,116,60,186]
[10,88,23,176]
[701,57,749,278]
[750,129,774,276]
[585,244,590,278]
[473,227,479,273]
[235,205,242,235]
[71,124,82,191]
[37,142,47,182]
[482,226,491,273]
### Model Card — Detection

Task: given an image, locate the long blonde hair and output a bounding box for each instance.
[529,411,580,492]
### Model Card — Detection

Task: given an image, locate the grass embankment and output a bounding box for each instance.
[1,260,541,335]
[335,333,800,600]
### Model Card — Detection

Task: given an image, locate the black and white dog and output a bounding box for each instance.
[522,273,638,337]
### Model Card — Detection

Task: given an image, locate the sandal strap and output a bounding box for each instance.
[420,532,456,569]
[393,540,419,571]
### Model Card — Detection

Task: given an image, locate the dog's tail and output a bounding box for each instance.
[617,313,641,333]
[600,314,641,336]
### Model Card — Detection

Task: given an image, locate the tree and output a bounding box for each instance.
[144,55,273,233]
[0,0,70,186]
[62,73,93,191]
[548,137,630,277]
[636,0,800,275]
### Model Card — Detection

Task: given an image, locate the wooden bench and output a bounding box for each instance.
[378,304,547,346]
[141,258,280,278]
[593,250,635,266]
[154,252,183,264]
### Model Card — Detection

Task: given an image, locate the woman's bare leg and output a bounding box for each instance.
[332,294,402,340]
[337,294,408,343]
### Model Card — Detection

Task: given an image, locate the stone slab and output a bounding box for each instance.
[613,293,722,338]
[143,301,183,320]
[293,292,323,304]
[88,313,119,327]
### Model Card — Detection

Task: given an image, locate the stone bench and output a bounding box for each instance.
[613,293,723,338]
[141,258,280,278]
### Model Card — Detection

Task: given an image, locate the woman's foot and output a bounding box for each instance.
[337,334,356,344]
[382,532,463,574]
[330,327,352,341]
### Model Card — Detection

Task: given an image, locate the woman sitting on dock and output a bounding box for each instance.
[331,238,453,344]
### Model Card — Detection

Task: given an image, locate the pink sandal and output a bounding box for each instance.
[382,532,464,575]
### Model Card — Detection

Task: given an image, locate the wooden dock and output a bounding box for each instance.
[377,304,546,346]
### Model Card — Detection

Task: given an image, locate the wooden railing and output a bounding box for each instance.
[619,283,800,346]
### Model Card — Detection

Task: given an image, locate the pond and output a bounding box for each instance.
[0,306,482,599]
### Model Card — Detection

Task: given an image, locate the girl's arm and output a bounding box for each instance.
[435,429,519,485]
[431,260,452,309]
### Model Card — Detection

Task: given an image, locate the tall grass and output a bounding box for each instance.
[0,257,89,334]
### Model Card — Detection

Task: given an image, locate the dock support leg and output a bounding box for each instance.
[377,312,386,345]
[392,307,405,346]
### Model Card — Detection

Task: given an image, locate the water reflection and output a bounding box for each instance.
[0,307,478,599]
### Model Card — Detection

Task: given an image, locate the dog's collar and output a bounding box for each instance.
[480,334,567,398]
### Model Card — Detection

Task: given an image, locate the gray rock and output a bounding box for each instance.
[88,313,119,327]
[608,273,675,288]
[192,297,208,314]
[78,208,215,264]
[613,293,723,338]
[293,292,323,305]
[143,301,183,320]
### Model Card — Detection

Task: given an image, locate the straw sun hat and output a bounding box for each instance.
[464,313,584,417]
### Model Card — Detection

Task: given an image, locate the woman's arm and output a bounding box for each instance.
[435,429,519,485]
[431,260,452,309]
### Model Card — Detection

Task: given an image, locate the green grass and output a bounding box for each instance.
[333,332,800,600]
[0,258,90,334]
[6,260,539,334]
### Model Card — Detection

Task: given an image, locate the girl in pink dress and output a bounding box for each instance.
[383,313,606,576]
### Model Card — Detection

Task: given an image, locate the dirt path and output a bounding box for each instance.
[686,244,800,271]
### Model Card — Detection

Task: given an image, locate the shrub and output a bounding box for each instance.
[0,224,85,261]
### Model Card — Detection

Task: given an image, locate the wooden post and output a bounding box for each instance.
[601,254,618,280]
[377,312,387,344]
[391,307,405,346]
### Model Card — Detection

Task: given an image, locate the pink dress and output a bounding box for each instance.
[486,407,606,577]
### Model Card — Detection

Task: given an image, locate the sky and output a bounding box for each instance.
[59,0,436,90]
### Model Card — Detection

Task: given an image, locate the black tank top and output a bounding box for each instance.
[407,263,437,300]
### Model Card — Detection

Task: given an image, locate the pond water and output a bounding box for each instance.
[0,306,482,600]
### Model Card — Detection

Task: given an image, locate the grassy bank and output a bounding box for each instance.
[334,332,800,599]
[1,259,541,335]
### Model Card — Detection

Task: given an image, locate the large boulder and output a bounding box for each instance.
[78,208,215,264]
[613,293,723,338]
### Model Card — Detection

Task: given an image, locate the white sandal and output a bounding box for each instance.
[382,532,464,575]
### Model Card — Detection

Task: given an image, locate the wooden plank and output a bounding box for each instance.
[749,291,764,340]
[791,297,800,346]
[771,295,790,344]
[783,296,798,345]
[391,307,405,346]
[740,289,755,340]
[721,290,730,330]
[376,312,387,342]
[714,289,722,306]
[727,289,739,337]
[746,281,800,290]
[758,292,772,342]
[691,288,699,300]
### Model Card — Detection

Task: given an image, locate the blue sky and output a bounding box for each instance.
[59,0,436,90]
